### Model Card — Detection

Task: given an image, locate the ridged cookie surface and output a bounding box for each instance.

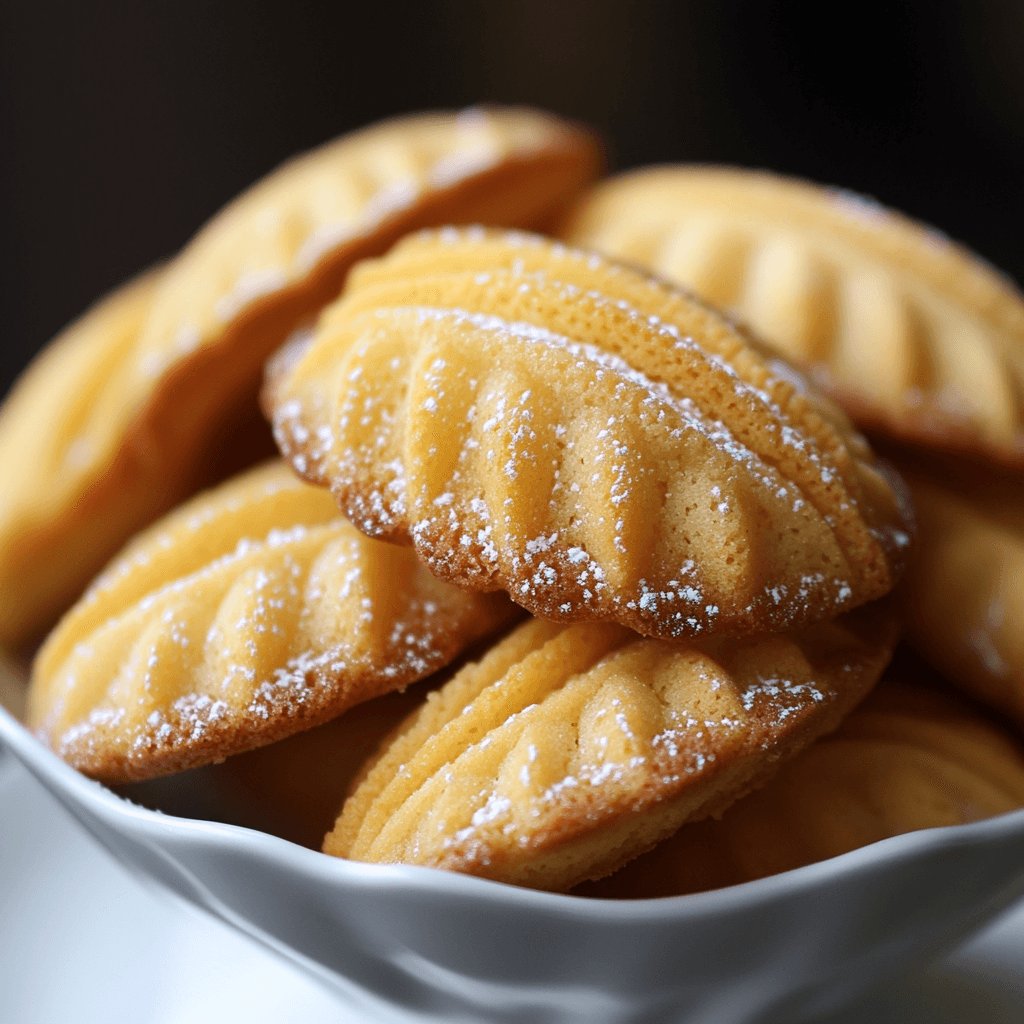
[28,462,517,782]
[326,603,898,892]
[271,228,912,640]
[580,682,1024,897]
[0,107,597,650]
[894,462,1024,725]
[0,270,164,649]
[561,166,1024,464]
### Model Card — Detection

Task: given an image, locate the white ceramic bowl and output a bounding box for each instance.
[3,688,1024,1024]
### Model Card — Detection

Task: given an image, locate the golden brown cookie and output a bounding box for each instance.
[0,107,599,651]
[579,681,1024,897]
[270,227,912,641]
[0,653,25,721]
[118,682,433,850]
[561,166,1024,465]
[893,461,1024,725]
[0,270,164,650]
[326,602,898,892]
[28,461,518,783]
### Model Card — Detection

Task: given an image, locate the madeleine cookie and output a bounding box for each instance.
[895,466,1024,725]
[118,682,433,851]
[270,228,912,641]
[326,603,897,892]
[580,681,1024,897]
[0,107,598,651]
[28,461,517,783]
[561,166,1024,465]
[0,270,162,650]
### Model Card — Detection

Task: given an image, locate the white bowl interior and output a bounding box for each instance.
[4,671,1024,1024]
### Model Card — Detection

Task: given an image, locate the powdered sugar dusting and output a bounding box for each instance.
[344,609,885,885]
[47,504,513,779]
[273,229,906,641]
[213,266,288,323]
[279,299,858,635]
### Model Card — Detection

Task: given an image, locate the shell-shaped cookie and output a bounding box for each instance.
[894,462,1024,725]
[326,603,898,892]
[561,166,1024,465]
[120,682,431,851]
[270,228,913,641]
[0,270,163,649]
[28,461,517,783]
[580,682,1024,897]
[0,107,598,651]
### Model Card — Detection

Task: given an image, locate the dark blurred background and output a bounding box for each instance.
[4,0,1024,399]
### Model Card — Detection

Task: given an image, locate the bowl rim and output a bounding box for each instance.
[5,697,1024,924]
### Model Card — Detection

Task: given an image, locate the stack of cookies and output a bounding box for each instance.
[6,107,1024,896]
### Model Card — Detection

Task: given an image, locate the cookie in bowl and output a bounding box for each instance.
[561,166,1024,467]
[28,461,518,782]
[579,679,1024,897]
[0,106,599,650]
[327,602,898,892]
[269,228,913,641]
[892,459,1024,726]
[0,269,163,650]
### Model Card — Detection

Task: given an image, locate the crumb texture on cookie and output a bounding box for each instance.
[272,228,912,640]
[28,462,517,783]
[579,682,1024,897]
[326,602,897,892]
[0,107,598,650]
[561,166,1024,464]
